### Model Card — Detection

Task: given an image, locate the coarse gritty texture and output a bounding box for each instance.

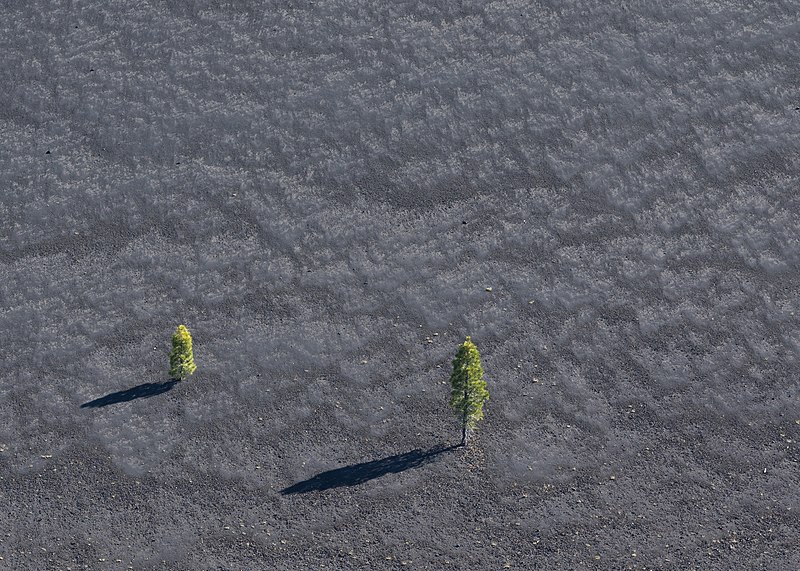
[1,0,798,569]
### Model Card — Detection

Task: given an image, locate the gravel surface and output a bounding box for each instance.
[1,0,798,569]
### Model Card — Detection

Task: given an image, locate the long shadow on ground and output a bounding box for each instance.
[81,380,178,408]
[281,444,458,495]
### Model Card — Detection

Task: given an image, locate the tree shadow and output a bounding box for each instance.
[80,380,178,408]
[281,443,458,495]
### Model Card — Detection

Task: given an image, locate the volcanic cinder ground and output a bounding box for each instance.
[1,1,799,569]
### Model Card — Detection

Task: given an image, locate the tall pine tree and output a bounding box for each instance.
[449,336,489,446]
[169,325,197,381]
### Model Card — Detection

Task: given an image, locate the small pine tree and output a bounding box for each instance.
[449,336,489,446]
[169,325,197,381]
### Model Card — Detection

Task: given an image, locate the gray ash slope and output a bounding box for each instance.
[1,0,798,569]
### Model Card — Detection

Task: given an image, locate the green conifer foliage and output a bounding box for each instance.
[449,336,489,446]
[169,325,197,381]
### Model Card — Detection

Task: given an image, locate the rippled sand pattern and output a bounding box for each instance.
[1,1,798,568]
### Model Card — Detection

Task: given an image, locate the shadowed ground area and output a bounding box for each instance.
[281,444,457,494]
[80,380,178,408]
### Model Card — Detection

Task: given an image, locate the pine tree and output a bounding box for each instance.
[449,336,489,446]
[169,325,197,381]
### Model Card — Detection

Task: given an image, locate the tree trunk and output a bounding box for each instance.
[460,387,468,447]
